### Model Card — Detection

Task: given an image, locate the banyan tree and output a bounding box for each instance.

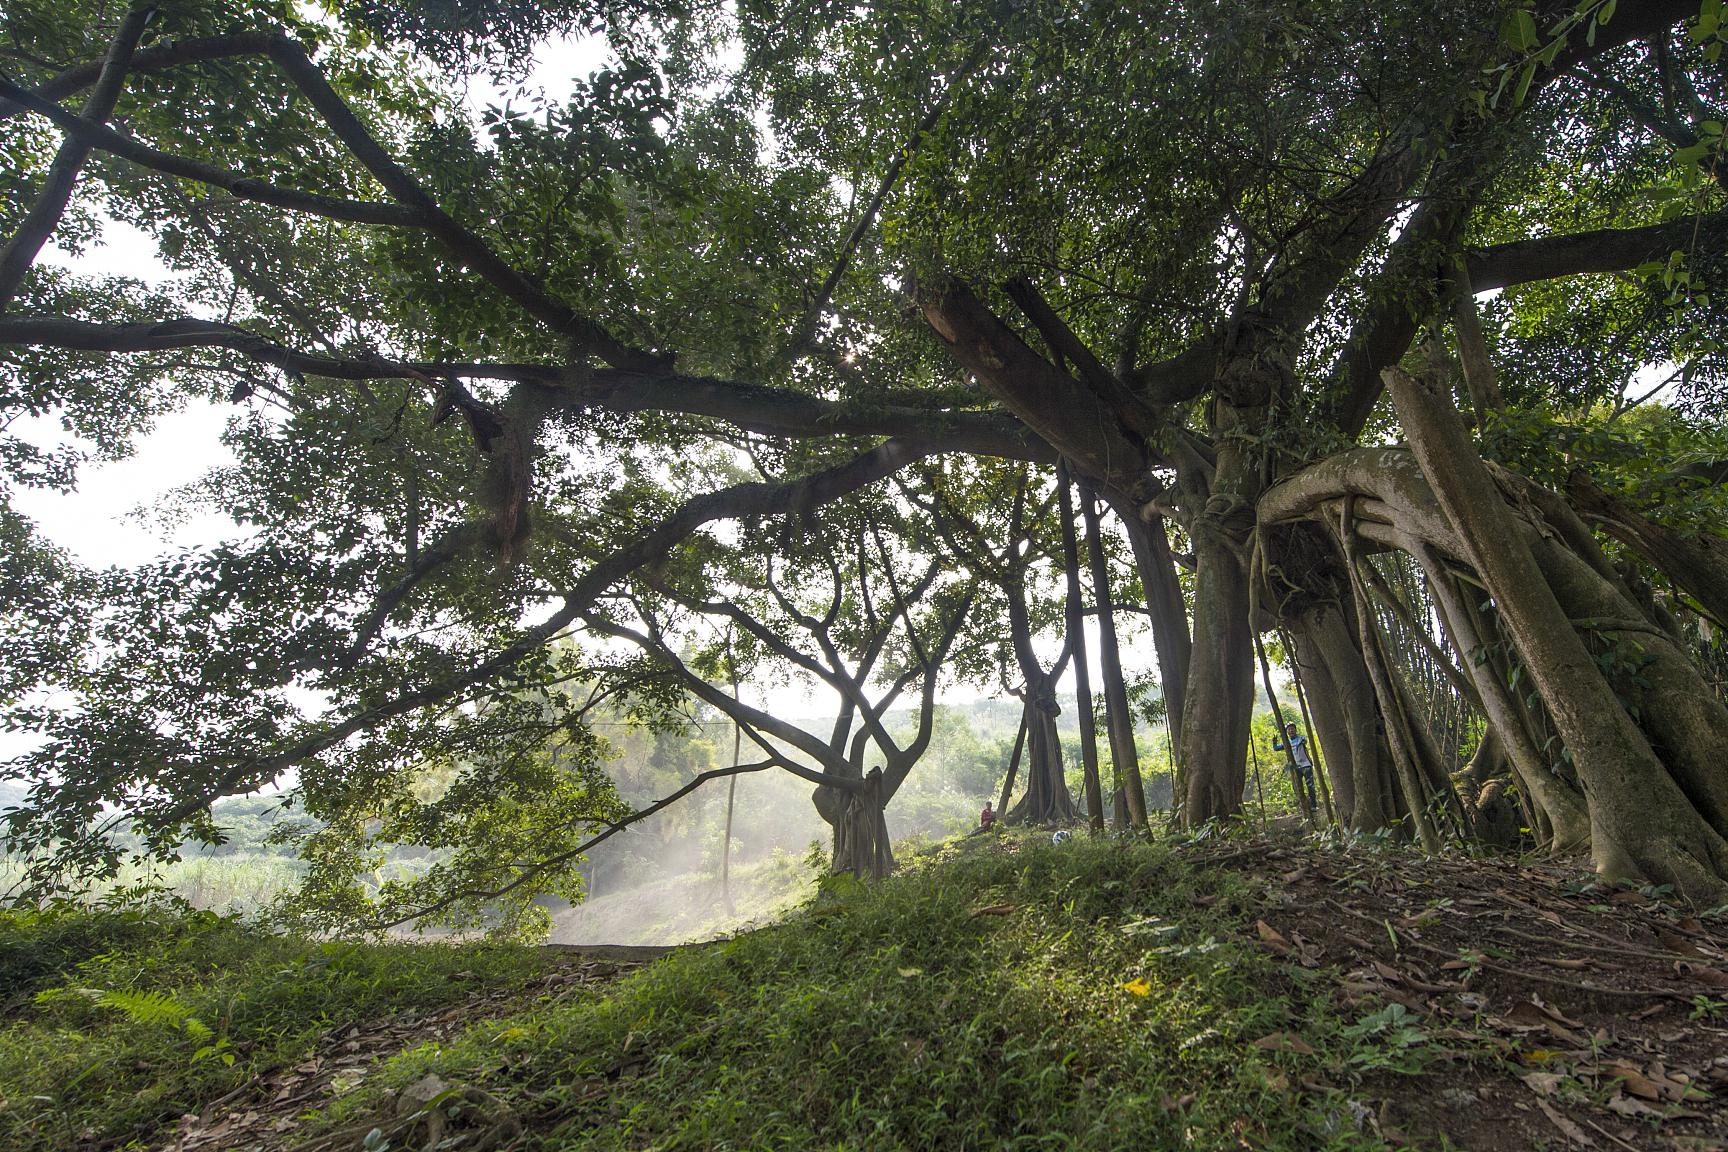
[1,0,1726,919]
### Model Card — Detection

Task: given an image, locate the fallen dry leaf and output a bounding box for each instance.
[1601,1060,1665,1101]
[1521,1072,1565,1096]
[1606,1092,1667,1120]
[1535,1098,1597,1147]
[968,903,1016,918]
[1675,961,1728,990]
[1251,1031,1316,1056]
[1533,997,1585,1030]
[1505,1001,1586,1047]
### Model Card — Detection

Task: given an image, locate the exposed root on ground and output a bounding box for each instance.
[1182,833,1728,1150]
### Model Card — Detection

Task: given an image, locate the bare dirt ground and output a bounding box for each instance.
[1199,837,1728,1150]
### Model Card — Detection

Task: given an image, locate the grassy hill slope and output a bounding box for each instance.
[5,833,1726,1150]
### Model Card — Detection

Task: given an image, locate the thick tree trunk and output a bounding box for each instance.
[1179,525,1254,824]
[998,707,1029,815]
[1531,532,1728,840]
[1109,491,1192,747]
[1058,464,1105,827]
[1430,561,1593,852]
[1285,610,1356,819]
[1386,366,1728,900]
[1007,688,1078,824]
[1082,483,1148,827]
[1459,728,1525,849]
[831,767,894,879]
[1303,600,1396,830]
[1341,510,1442,851]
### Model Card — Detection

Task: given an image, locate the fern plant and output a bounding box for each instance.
[92,988,192,1028]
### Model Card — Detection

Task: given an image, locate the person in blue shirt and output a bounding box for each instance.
[1273,721,1318,811]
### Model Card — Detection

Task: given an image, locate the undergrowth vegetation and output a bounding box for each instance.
[0,903,548,1150]
[320,834,1459,1150]
[2,835,1519,1150]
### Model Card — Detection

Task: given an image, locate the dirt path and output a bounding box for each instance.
[159,948,670,1152]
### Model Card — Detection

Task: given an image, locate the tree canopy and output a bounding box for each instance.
[2,0,1726,927]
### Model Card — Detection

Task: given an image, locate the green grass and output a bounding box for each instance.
[0,903,551,1151]
[3,835,1488,1150]
[318,834,1428,1150]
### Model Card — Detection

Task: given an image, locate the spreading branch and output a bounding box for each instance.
[372,758,782,930]
[1467,210,1726,291]
[150,438,936,826]
[0,7,155,310]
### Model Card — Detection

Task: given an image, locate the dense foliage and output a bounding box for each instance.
[1,0,1726,921]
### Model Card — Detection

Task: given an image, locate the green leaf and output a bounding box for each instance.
[1512,59,1539,106]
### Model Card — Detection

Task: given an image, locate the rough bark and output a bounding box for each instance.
[1179,525,1255,824]
[1417,546,1592,853]
[997,708,1029,816]
[1285,611,1356,820]
[1340,506,1442,852]
[1531,532,1728,841]
[1386,366,1728,900]
[1082,482,1148,828]
[1450,261,1505,426]
[1567,470,1728,628]
[833,768,894,879]
[0,8,154,311]
[1055,463,1102,827]
[1107,491,1191,748]
[1305,600,1396,831]
[1006,687,1078,826]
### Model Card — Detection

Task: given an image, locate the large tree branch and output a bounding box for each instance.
[1306,0,1705,436]
[568,369,1049,460]
[0,7,154,310]
[1466,210,1727,290]
[775,40,990,366]
[1578,62,1701,151]
[0,78,423,227]
[1323,195,1471,439]
[0,315,418,372]
[586,611,860,783]
[257,38,661,373]
[920,276,1157,487]
[1003,276,1169,442]
[882,590,975,796]
[0,31,279,122]
[1124,333,1223,405]
[337,523,486,667]
[372,757,783,930]
[2,31,661,369]
[0,315,1050,459]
